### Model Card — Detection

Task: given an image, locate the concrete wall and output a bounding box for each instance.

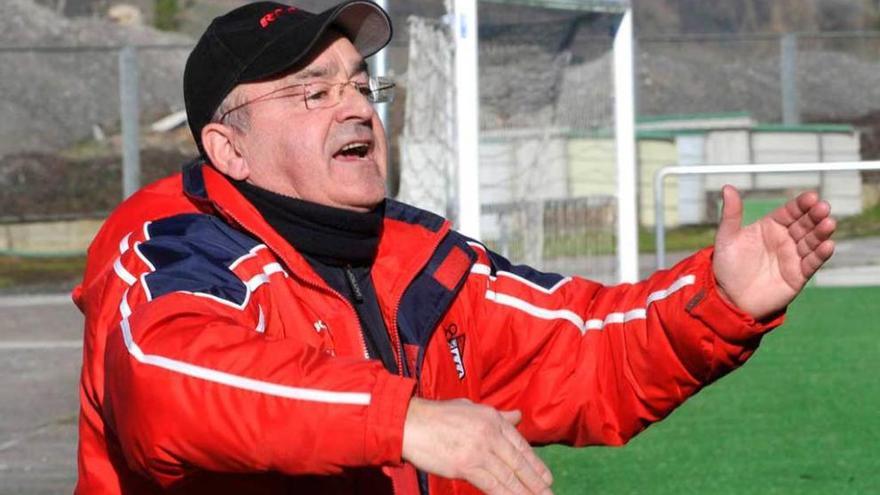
[405,125,863,237]
[480,129,570,205]
[0,219,103,255]
[479,129,569,242]
[568,137,616,197]
[638,139,679,227]
[703,130,862,218]
[676,134,707,225]
[567,136,678,227]
[704,130,753,189]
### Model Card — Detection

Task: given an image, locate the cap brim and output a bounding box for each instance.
[240,0,392,83]
[330,1,392,58]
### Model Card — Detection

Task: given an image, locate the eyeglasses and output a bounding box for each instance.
[219,76,395,122]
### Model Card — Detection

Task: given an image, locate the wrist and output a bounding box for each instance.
[364,374,417,466]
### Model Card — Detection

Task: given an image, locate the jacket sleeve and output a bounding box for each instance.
[100,273,415,488]
[466,245,783,447]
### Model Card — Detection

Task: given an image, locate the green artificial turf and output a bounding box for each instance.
[741,198,786,226]
[538,286,880,494]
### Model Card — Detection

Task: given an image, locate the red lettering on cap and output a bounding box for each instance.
[260,6,297,28]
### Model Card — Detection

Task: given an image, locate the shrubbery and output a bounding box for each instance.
[0,148,192,220]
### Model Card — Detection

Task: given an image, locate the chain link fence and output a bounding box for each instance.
[1,10,879,280]
[0,44,191,256]
[637,31,880,125]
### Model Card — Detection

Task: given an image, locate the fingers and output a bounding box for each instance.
[501,408,551,485]
[801,239,835,278]
[772,190,820,227]
[496,417,554,491]
[780,194,834,278]
[468,414,552,495]
[483,452,537,495]
[787,199,832,242]
[716,185,743,243]
[796,216,836,257]
[402,400,552,495]
[499,409,522,426]
[468,465,515,495]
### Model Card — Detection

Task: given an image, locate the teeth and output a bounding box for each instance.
[342,143,368,152]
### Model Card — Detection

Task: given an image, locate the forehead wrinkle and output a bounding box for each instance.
[289,64,335,82]
[259,38,371,94]
[287,58,368,85]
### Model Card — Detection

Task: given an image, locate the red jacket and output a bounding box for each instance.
[73,161,781,494]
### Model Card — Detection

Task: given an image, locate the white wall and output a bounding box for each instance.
[676,134,706,224]
[700,130,862,219]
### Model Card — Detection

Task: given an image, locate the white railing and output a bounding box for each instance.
[653,161,880,268]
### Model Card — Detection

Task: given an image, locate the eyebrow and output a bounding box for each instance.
[353,60,369,76]
[289,59,370,83]
[290,65,334,81]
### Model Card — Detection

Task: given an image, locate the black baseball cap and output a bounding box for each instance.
[183,0,392,155]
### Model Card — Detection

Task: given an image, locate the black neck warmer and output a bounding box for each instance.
[232,180,383,267]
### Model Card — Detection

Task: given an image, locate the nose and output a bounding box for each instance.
[335,82,375,122]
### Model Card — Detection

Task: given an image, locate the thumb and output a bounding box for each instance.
[499,409,522,426]
[716,185,743,243]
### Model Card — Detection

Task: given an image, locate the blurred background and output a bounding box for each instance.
[0,0,878,493]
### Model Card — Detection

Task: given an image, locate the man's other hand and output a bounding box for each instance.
[713,185,836,320]
[402,398,554,495]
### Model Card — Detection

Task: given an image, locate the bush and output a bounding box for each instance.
[0,148,190,220]
[155,0,179,31]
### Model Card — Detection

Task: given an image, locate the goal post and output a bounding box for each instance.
[399,0,635,282]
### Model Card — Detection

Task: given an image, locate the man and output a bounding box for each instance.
[73,1,836,494]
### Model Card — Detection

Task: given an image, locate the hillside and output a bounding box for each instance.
[40,1,880,37]
[0,0,191,155]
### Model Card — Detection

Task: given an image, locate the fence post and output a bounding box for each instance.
[119,45,140,199]
[781,33,801,125]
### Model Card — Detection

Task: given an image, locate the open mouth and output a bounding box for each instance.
[335,142,371,160]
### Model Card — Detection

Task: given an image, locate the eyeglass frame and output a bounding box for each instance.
[218,75,396,123]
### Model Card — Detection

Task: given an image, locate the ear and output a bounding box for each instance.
[201,123,250,181]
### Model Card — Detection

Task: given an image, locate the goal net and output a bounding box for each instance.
[398,0,627,282]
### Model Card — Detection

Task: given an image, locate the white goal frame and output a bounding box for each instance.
[451,0,636,281]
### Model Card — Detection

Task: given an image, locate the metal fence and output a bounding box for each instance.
[637,31,880,127]
[483,196,617,282]
[0,44,191,219]
[2,29,880,260]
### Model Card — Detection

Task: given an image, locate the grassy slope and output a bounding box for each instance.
[640,201,880,254]
[538,286,880,494]
[0,255,85,291]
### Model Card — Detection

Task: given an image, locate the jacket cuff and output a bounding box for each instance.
[363,373,416,465]
[685,249,785,344]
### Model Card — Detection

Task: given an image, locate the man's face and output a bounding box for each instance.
[231,33,387,211]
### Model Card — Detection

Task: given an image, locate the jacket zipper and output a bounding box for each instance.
[218,202,442,495]
[389,227,450,382]
[297,272,371,360]
[218,206,371,360]
[343,264,365,303]
[214,193,451,381]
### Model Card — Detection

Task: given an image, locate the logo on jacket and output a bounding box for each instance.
[444,323,466,380]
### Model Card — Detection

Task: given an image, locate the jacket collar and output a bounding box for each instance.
[181,160,452,298]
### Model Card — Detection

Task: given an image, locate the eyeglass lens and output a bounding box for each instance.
[302,77,395,109]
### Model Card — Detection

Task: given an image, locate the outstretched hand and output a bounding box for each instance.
[712,185,836,320]
[402,398,553,495]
